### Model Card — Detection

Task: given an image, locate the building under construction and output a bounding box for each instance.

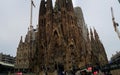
[15,0,108,74]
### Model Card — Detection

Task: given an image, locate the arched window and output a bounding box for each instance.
[70,44,74,50]
[54,30,58,38]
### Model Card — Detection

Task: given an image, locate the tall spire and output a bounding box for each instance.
[46,0,53,45]
[46,0,53,11]
[87,27,89,38]
[38,0,46,35]
[61,0,66,8]
[38,0,46,40]
[67,0,74,11]
[20,36,23,43]
[19,36,23,46]
[39,0,46,16]
[94,27,99,40]
[55,0,66,10]
[54,0,60,11]
[90,28,94,40]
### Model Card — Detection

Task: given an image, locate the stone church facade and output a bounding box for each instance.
[15,0,108,74]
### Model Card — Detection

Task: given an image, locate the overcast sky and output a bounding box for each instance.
[0,0,120,60]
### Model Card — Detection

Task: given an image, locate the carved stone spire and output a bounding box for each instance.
[61,0,66,8]
[20,36,23,43]
[38,0,46,40]
[94,27,99,40]
[55,0,67,10]
[85,27,92,65]
[54,0,60,12]
[37,0,46,72]
[90,28,94,41]
[46,0,53,11]
[67,0,74,12]
[45,0,54,46]
[39,0,46,16]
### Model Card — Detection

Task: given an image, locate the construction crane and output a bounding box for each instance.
[118,0,120,3]
[111,7,120,39]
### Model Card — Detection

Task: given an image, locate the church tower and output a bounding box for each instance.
[15,0,108,74]
[37,0,46,72]
[93,28,108,66]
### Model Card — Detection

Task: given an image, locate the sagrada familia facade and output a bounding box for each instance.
[15,0,108,74]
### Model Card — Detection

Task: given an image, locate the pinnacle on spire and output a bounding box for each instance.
[86,27,89,36]
[90,28,94,41]
[66,0,74,11]
[54,0,67,10]
[93,27,99,40]
[54,0,60,11]
[61,0,66,8]
[39,0,46,16]
[90,28,93,36]
[86,27,91,41]
[18,36,23,48]
[28,27,30,31]
[46,0,53,11]
[20,36,23,43]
